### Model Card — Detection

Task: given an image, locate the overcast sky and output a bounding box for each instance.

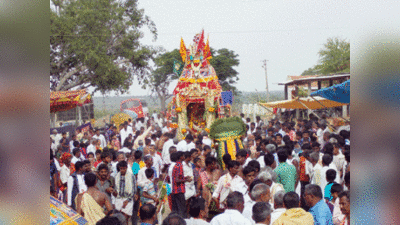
[94,0,350,97]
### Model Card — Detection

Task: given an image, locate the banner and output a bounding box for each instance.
[77,122,92,133]
[50,125,76,137]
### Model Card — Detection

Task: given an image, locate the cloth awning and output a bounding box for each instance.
[310,80,350,104]
[259,96,348,110]
[50,90,91,113]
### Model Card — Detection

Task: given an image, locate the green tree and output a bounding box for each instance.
[142,49,181,112]
[301,37,350,76]
[209,48,240,93]
[301,67,319,76]
[316,37,350,75]
[50,0,157,94]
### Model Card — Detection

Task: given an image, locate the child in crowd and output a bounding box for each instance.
[141,168,159,206]
[94,150,102,168]
[132,150,144,176]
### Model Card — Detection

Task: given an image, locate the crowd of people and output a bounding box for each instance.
[50,112,350,225]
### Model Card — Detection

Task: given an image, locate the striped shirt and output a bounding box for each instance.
[171,161,185,194]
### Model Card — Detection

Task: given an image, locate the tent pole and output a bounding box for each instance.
[258,103,274,113]
[296,99,337,132]
[258,103,275,121]
[310,96,350,123]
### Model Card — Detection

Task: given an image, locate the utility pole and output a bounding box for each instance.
[262,60,269,102]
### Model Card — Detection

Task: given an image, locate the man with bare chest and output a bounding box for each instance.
[76,173,113,225]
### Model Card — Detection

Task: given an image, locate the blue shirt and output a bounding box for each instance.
[309,200,333,225]
[324,182,335,201]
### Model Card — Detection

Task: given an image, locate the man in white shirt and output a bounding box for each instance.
[136,119,144,131]
[245,118,251,128]
[278,124,286,137]
[133,125,153,150]
[212,161,245,207]
[50,137,58,156]
[119,141,133,154]
[320,154,340,189]
[210,191,252,225]
[152,111,158,120]
[86,139,97,156]
[177,134,194,152]
[187,138,196,152]
[243,156,254,168]
[332,143,346,174]
[240,113,246,124]
[168,152,178,185]
[316,124,325,145]
[270,190,286,224]
[147,144,163,179]
[119,123,129,146]
[252,202,272,225]
[309,152,323,191]
[69,135,77,152]
[137,156,153,188]
[92,129,107,149]
[183,152,196,200]
[242,183,271,224]
[202,132,212,147]
[127,118,134,131]
[247,122,256,135]
[59,153,72,202]
[110,153,122,178]
[51,129,62,149]
[120,122,134,146]
[255,116,264,129]
[67,161,87,210]
[162,121,171,134]
[162,133,174,165]
[71,148,83,164]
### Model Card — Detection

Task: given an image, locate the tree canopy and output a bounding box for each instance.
[301,37,350,76]
[50,0,157,94]
[209,48,240,93]
[142,49,181,112]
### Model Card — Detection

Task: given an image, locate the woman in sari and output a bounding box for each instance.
[110,134,121,151]
[199,156,222,221]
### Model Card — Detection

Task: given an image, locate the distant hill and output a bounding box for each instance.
[93,90,284,114]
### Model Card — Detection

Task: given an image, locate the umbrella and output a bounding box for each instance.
[110,112,133,128]
[50,196,88,225]
[259,96,348,110]
[310,80,350,104]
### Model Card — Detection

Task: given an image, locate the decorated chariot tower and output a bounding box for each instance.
[171,30,223,139]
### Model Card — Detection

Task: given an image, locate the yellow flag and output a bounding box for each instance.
[204,36,212,61]
[180,38,187,62]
